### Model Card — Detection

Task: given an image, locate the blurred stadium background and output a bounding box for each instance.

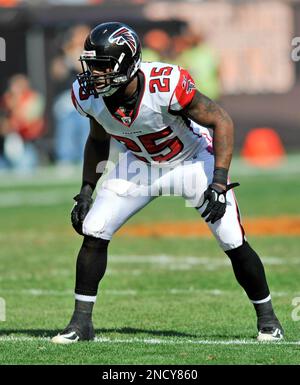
[0,0,300,365]
[0,0,300,167]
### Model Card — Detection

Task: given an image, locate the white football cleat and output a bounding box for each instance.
[51,323,95,344]
[51,331,80,344]
[257,327,284,342]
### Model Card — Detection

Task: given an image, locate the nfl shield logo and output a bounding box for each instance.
[121,116,132,125]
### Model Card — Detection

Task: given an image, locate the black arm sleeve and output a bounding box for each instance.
[80,135,110,196]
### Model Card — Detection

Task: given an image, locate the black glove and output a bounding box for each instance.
[199,182,240,224]
[71,193,93,235]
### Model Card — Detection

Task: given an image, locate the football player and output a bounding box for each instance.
[52,22,283,344]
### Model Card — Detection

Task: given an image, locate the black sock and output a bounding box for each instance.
[68,236,109,328]
[253,300,281,330]
[69,300,95,325]
[254,299,274,318]
[225,241,270,301]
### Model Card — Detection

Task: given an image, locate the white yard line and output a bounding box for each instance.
[0,335,299,345]
[0,288,137,296]
[2,256,297,283]
[0,255,298,296]
[0,191,71,207]
[0,287,296,298]
[0,155,299,207]
[110,255,299,266]
[0,167,81,188]
[1,155,299,189]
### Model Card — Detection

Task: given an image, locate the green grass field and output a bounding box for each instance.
[0,157,300,365]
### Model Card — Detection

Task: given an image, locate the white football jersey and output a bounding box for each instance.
[71,62,212,164]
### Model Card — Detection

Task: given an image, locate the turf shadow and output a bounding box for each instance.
[0,328,248,339]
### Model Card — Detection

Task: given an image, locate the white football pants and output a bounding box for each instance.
[82,146,245,251]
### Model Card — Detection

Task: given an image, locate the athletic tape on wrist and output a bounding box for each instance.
[212,167,228,185]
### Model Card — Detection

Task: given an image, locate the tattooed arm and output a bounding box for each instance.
[181,91,234,187]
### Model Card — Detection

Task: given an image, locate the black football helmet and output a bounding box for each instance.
[77,22,142,97]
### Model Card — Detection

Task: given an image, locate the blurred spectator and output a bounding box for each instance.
[50,24,90,166]
[175,30,221,101]
[0,0,20,7]
[46,0,91,5]
[0,74,45,171]
[142,29,172,63]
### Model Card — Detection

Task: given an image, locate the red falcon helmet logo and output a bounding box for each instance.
[108,27,137,56]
